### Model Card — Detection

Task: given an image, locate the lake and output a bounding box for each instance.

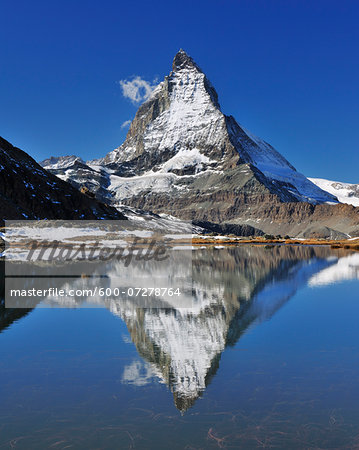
[1,245,359,449]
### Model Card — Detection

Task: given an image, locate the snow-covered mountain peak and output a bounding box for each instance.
[172,49,202,73]
[93,51,336,204]
[99,50,226,172]
[170,49,220,110]
[41,155,84,170]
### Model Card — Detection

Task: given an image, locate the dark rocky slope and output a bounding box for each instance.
[0,136,125,221]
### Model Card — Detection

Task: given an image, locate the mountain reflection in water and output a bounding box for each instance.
[1,245,358,413]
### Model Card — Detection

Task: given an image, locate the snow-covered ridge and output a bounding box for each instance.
[308,178,359,207]
[41,155,84,170]
[226,119,339,203]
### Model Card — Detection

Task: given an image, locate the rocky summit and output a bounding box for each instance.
[41,50,359,238]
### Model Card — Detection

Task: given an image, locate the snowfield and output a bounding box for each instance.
[309,178,359,207]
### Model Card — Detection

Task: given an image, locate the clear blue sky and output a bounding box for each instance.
[1,0,358,182]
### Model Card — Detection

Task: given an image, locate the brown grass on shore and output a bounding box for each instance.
[191,236,359,251]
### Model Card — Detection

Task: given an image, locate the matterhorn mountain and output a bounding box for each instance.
[41,50,359,238]
[98,50,335,203]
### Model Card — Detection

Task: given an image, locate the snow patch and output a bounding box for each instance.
[309,178,359,207]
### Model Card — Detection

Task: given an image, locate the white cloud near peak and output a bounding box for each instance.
[119,76,157,104]
[121,119,132,129]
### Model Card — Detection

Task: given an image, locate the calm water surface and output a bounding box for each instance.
[1,245,359,449]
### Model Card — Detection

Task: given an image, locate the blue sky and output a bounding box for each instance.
[1,0,358,182]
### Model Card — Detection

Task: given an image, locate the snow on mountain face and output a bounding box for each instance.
[308,178,359,207]
[127,68,223,160]
[226,119,338,203]
[96,52,231,182]
[41,155,84,170]
[159,148,213,173]
[41,156,113,203]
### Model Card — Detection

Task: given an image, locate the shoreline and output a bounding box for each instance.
[2,234,359,254]
[191,236,359,251]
